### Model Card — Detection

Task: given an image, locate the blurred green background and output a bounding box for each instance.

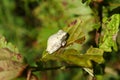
[0,0,120,80]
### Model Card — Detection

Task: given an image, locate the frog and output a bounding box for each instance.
[46,30,68,54]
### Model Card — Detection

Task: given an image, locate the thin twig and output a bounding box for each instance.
[31,65,82,72]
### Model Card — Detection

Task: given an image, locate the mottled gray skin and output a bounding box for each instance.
[46,30,68,54]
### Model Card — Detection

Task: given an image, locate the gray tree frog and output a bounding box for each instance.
[46,30,68,54]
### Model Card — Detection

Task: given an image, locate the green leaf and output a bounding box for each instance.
[63,14,98,46]
[61,47,104,67]
[64,19,86,45]
[41,47,104,68]
[99,14,120,52]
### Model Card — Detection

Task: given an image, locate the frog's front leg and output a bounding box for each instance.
[61,41,66,46]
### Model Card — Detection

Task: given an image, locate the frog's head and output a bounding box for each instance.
[57,30,68,40]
